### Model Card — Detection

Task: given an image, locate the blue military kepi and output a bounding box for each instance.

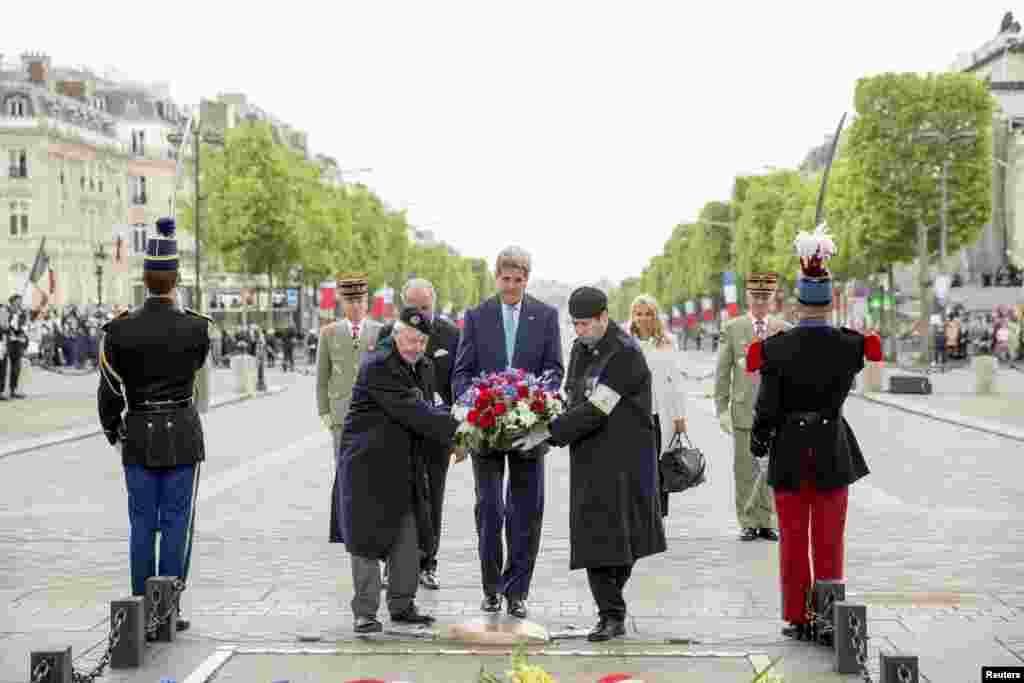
[399,305,433,336]
[569,286,608,319]
[144,217,179,271]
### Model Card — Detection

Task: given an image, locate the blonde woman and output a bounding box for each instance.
[630,294,687,516]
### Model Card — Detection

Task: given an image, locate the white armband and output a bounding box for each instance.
[588,383,622,415]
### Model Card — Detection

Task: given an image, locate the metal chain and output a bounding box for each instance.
[71,608,126,683]
[146,579,186,636]
[31,659,51,683]
[848,611,873,683]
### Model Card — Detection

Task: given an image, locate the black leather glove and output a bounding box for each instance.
[750,431,772,460]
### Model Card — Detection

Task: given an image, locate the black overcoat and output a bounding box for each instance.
[547,321,667,570]
[329,346,458,559]
[751,325,870,492]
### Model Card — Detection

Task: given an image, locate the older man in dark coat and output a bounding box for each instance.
[330,306,465,634]
[513,286,667,642]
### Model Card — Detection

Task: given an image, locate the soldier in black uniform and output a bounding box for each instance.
[1,293,29,399]
[749,226,882,640]
[97,217,211,634]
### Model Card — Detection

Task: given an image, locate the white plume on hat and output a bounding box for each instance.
[794,223,836,277]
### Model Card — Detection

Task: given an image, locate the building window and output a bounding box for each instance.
[8,149,28,178]
[98,178,103,193]
[59,167,65,185]
[9,202,28,236]
[131,130,145,156]
[5,95,29,117]
[130,176,147,205]
[131,224,148,254]
[80,174,85,191]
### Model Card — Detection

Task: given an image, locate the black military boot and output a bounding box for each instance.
[587,616,626,642]
[781,622,810,640]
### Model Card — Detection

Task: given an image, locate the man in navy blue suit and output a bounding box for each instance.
[453,246,564,619]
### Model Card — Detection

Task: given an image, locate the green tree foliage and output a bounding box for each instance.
[842,72,993,266]
[181,122,488,321]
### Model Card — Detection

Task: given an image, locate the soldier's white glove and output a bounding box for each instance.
[511,425,551,452]
[718,412,733,435]
[321,414,333,430]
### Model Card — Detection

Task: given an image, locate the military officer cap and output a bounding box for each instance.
[336,272,369,300]
[746,272,778,302]
[569,286,608,319]
[145,217,179,271]
[399,305,433,336]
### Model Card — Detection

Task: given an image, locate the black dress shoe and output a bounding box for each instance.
[587,617,626,642]
[390,605,435,625]
[781,622,810,640]
[740,527,759,542]
[758,528,779,541]
[354,616,383,633]
[10,392,25,399]
[175,617,190,632]
[481,594,502,613]
[507,599,527,619]
[419,569,439,590]
[0,395,8,401]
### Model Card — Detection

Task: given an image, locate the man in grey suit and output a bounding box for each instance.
[316,273,383,459]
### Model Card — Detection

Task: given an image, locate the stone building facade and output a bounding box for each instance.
[0,52,191,308]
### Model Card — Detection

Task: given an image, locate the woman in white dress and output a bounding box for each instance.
[629,294,688,516]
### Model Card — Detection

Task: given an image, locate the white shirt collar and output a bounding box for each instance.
[502,298,523,316]
[749,312,767,326]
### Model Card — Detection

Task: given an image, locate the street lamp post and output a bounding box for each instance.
[94,243,106,307]
[911,128,978,366]
[168,122,224,313]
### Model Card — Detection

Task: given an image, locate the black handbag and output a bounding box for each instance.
[659,431,706,493]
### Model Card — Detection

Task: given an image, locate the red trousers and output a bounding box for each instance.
[773,477,848,624]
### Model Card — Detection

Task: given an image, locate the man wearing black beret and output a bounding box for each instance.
[331,305,467,633]
[513,286,667,642]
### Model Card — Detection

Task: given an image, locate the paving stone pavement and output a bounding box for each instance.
[2,365,1023,682]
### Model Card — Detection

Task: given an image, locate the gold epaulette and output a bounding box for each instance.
[100,308,131,332]
[184,307,215,324]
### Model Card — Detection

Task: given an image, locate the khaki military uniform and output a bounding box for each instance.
[715,314,788,529]
[316,318,383,456]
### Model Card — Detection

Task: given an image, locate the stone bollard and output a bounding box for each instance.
[231,355,257,396]
[29,647,72,683]
[145,576,179,643]
[862,361,883,394]
[110,597,145,669]
[973,355,998,395]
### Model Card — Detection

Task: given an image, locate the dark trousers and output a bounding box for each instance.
[421,456,450,572]
[587,564,634,620]
[472,450,545,600]
[1,342,24,393]
[351,512,419,618]
[123,463,200,596]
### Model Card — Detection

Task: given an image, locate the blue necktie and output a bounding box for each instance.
[504,305,517,367]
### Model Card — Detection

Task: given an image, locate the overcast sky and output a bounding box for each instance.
[6,2,1015,283]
